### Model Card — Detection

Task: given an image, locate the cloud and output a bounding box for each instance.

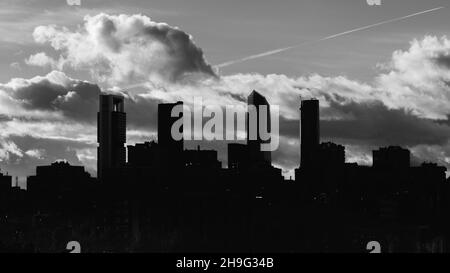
[411,144,450,167]
[199,36,450,123]
[25,149,45,159]
[320,100,450,147]
[0,70,167,129]
[271,136,300,173]
[376,36,450,120]
[29,13,217,85]
[0,70,101,123]
[25,52,60,69]
[0,140,23,161]
[3,135,95,177]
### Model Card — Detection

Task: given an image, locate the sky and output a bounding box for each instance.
[0,0,449,184]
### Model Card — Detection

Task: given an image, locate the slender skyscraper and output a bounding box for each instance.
[158,102,184,168]
[300,99,320,168]
[97,94,126,179]
[247,90,271,166]
[158,102,184,153]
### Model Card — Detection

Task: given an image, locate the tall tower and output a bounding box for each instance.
[158,102,184,153]
[300,99,320,168]
[158,102,184,168]
[247,90,271,166]
[97,94,126,179]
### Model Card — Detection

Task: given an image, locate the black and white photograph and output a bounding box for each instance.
[0,0,449,262]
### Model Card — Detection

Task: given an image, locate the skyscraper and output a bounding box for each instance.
[97,94,126,179]
[158,102,184,168]
[158,102,183,152]
[300,99,320,168]
[247,90,271,166]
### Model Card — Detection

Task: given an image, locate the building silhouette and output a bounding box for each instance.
[300,99,320,169]
[228,143,250,170]
[28,161,93,195]
[373,146,410,169]
[127,141,159,167]
[0,170,13,215]
[27,161,95,213]
[97,94,126,180]
[184,146,221,169]
[247,90,271,166]
[158,102,184,169]
[0,170,11,193]
[317,142,345,167]
[158,102,183,152]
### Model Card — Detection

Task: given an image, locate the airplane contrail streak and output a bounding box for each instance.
[215,6,445,68]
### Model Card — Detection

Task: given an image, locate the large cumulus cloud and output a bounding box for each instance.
[27,13,217,85]
[375,36,450,120]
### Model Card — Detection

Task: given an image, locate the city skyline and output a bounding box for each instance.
[11,90,447,188]
[0,91,446,253]
[0,0,449,187]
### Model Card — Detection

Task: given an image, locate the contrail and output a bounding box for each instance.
[215,6,445,68]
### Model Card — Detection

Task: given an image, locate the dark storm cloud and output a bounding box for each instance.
[271,136,300,172]
[140,21,217,80]
[433,52,450,69]
[53,81,101,122]
[321,100,450,147]
[124,95,159,131]
[14,79,66,110]
[5,72,101,123]
[0,114,13,122]
[279,116,299,139]
[0,71,163,131]
[225,92,247,103]
[277,99,450,148]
